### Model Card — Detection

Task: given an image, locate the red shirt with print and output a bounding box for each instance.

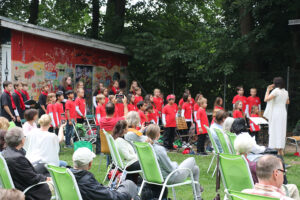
[153,97,164,113]
[128,103,137,112]
[134,96,144,106]
[55,102,64,123]
[250,114,260,132]
[182,102,193,120]
[47,104,59,127]
[247,96,261,113]
[233,110,244,118]
[162,104,178,127]
[100,117,124,131]
[232,95,247,112]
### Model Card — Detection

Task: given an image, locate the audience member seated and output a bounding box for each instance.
[22,109,38,135]
[209,110,228,153]
[100,102,125,131]
[222,117,234,133]
[0,116,9,130]
[70,147,140,200]
[25,114,67,174]
[0,188,25,200]
[0,130,6,151]
[124,111,147,142]
[2,127,52,200]
[113,120,141,183]
[230,118,247,135]
[146,124,203,200]
[242,155,300,200]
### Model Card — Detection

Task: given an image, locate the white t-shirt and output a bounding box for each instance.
[115,137,137,165]
[22,122,37,136]
[25,128,60,166]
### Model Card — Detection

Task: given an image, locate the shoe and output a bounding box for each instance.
[197,152,208,156]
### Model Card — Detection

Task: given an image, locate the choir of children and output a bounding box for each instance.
[0,78,262,155]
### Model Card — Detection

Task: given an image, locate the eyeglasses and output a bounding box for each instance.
[277,169,286,175]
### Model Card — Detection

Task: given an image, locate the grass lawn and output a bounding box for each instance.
[59,146,300,200]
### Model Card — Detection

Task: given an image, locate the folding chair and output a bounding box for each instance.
[205,125,221,177]
[104,130,142,187]
[100,129,112,183]
[225,189,279,200]
[219,154,254,193]
[286,136,300,153]
[0,153,54,197]
[225,131,237,154]
[46,164,83,200]
[133,141,199,200]
[214,129,232,154]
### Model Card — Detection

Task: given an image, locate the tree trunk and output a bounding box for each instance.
[28,0,39,25]
[103,0,126,42]
[92,0,100,39]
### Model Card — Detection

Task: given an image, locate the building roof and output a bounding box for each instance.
[0,16,126,55]
[288,19,300,26]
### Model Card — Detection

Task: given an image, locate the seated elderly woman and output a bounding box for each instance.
[25,114,67,173]
[235,133,300,200]
[124,111,147,142]
[223,117,234,133]
[113,120,141,183]
[2,127,52,200]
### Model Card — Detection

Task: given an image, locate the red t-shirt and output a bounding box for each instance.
[100,117,124,131]
[134,95,144,106]
[146,110,159,124]
[193,103,199,122]
[153,97,164,113]
[47,103,59,127]
[196,107,209,135]
[138,110,147,126]
[95,104,106,126]
[111,87,119,94]
[233,110,244,118]
[75,97,86,119]
[65,100,76,120]
[105,97,109,105]
[128,103,137,112]
[247,96,261,113]
[249,114,260,132]
[179,98,195,108]
[182,102,193,120]
[115,103,124,117]
[55,102,64,123]
[232,95,247,112]
[162,104,178,127]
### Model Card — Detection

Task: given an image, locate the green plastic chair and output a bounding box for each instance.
[226,131,237,154]
[104,130,141,187]
[214,129,232,154]
[8,121,16,130]
[225,189,279,200]
[205,125,220,177]
[219,154,254,193]
[0,153,53,197]
[46,164,82,200]
[133,141,199,200]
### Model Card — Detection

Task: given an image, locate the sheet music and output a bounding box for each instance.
[249,117,268,125]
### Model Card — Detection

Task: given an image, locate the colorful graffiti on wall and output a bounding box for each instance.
[10,30,128,108]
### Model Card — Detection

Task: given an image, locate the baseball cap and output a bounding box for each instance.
[72,147,96,165]
[167,94,175,101]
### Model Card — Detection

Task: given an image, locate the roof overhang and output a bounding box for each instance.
[0,16,126,55]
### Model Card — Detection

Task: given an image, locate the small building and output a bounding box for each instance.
[0,16,128,111]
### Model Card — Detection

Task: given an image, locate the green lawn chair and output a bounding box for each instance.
[205,125,221,177]
[225,131,237,154]
[104,130,142,187]
[214,129,232,154]
[0,153,53,197]
[8,121,16,130]
[46,164,83,200]
[225,189,279,200]
[219,154,254,194]
[133,141,199,200]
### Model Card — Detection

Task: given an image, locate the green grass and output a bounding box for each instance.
[59,147,300,200]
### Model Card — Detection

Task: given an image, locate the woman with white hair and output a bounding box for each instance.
[124,111,147,142]
[25,114,67,172]
[223,117,234,133]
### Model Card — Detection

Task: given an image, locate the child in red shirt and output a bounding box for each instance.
[55,91,64,124]
[211,97,224,124]
[196,98,209,155]
[181,93,193,142]
[137,101,147,127]
[46,93,59,133]
[233,101,244,119]
[153,89,164,117]
[146,104,159,125]
[75,88,86,124]
[249,105,260,143]
[65,90,76,147]
[127,94,137,112]
[232,86,247,113]
[95,94,106,154]
[134,87,143,106]
[246,88,261,117]
[111,80,119,95]
[162,95,178,150]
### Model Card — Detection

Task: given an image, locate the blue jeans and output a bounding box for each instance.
[59,160,68,167]
[65,119,75,146]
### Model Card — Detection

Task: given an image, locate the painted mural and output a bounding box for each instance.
[10,30,128,110]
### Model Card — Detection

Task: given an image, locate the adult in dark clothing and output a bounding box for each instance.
[1,81,20,122]
[58,76,73,100]
[38,84,49,117]
[71,147,139,200]
[2,127,51,200]
[13,82,26,126]
[21,82,30,102]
